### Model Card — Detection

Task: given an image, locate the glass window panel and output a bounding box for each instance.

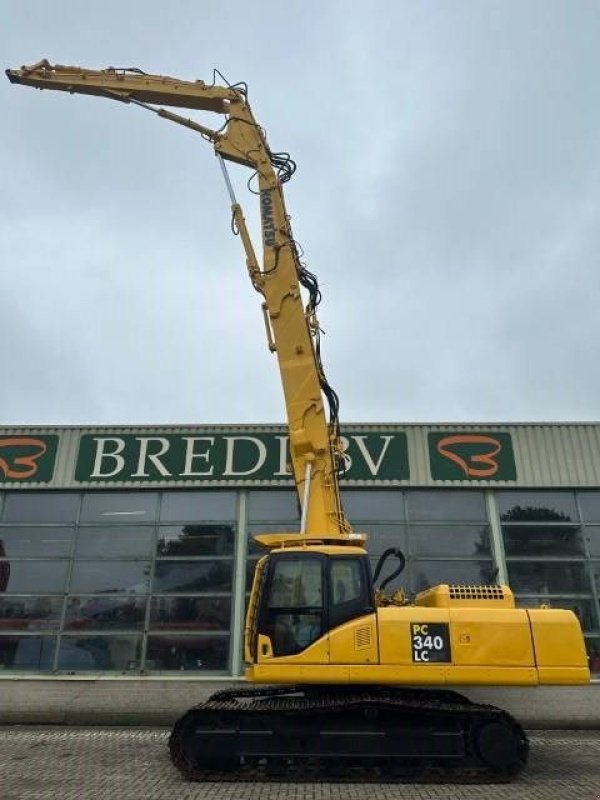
[247,524,298,555]
[268,559,323,608]
[157,524,234,557]
[160,491,237,522]
[515,597,598,633]
[3,493,79,524]
[507,562,591,595]
[63,596,147,631]
[341,491,403,522]
[331,560,363,604]
[153,560,233,593]
[69,561,151,594]
[407,491,486,522]
[502,523,585,557]
[591,565,600,596]
[498,491,578,522]
[410,525,491,557]
[0,597,63,631]
[58,635,141,671]
[356,524,407,558]
[246,558,261,592]
[0,527,74,557]
[146,634,229,671]
[587,638,600,675]
[248,491,300,522]
[586,528,600,558]
[0,635,56,670]
[0,560,68,594]
[410,560,497,594]
[150,596,231,632]
[80,492,158,523]
[579,492,600,523]
[76,527,155,558]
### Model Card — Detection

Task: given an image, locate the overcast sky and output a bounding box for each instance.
[1,1,599,428]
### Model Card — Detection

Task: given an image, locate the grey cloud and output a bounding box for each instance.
[1,1,599,426]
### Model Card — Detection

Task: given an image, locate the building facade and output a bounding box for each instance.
[0,423,599,677]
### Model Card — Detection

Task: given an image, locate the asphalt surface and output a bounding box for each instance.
[1,727,599,800]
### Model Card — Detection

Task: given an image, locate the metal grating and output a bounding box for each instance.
[354,626,372,650]
[448,585,505,600]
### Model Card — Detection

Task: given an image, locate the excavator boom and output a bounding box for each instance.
[6,60,236,112]
[7,60,351,542]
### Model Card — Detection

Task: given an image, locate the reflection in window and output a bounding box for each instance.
[0,635,56,670]
[515,597,598,633]
[248,491,300,523]
[246,558,261,592]
[76,527,155,558]
[410,525,491,557]
[160,491,237,522]
[0,527,74,557]
[58,635,141,671]
[269,560,322,608]
[507,562,590,595]
[355,525,407,557]
[0,597,62,631]
[331,560,362,604]
[497,492,578,521]
[63,596,147,631]
[341,491,403,522]
[579,492,600,523]
[501,522,585,557]
[587,638,600,674]
[407,491,486,522]
[146,634,229,671]
[0,560,68,594]
[69,561,151,594]
[80,492,158,524]
[247,525,295,555]
[409,560,497,594]
[156,524,234,556]
[153,560,233,593]
[2,493,79,524]
[150,596,231,631]
[585,527,600,558]
[591,567,600,596]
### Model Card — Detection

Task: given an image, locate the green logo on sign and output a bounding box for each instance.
[428,432,516,481]
[0,435,59,483]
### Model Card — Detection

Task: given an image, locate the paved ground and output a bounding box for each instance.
[1,728,599,800]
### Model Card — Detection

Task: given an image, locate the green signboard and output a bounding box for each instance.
[428,431,516,481]
[0,435,59,483]
[75,430,409,484]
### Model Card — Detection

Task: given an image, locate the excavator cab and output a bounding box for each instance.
[250,550,374,658]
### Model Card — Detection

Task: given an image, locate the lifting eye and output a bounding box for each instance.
[373,547,406,592]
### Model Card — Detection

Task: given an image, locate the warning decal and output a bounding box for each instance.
[410,622,452,663]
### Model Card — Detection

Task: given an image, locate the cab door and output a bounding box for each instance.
[328,555,379,665]
[257,552,328,663]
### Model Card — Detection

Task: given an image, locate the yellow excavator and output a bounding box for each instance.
[7,61,590,782]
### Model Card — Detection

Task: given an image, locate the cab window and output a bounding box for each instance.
[268,559,323,608]
[331,559,363,605]
[265,557,324,656]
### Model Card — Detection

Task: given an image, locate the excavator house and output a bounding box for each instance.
[6,61,590,782]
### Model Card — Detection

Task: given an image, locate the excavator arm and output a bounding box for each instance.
[6,60,351,541]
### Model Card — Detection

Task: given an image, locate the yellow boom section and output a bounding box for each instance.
[6,61,351,541]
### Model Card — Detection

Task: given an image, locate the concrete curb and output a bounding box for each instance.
[0,679,598,728]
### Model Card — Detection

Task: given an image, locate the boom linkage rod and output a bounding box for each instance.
[6,60,353,543]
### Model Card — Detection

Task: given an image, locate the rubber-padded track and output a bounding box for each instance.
[169,685,528,783]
